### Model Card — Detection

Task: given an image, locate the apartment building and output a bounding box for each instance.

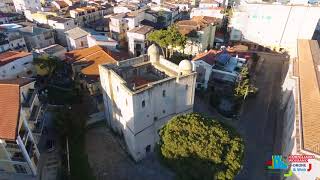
[280,39,320,179]
[69,6,105,26]
[229,3,320,56]
[99,44,197,161]
[65,27,89,50]
[0,31,27,53]
[47,16,76,46]
[176,16,217,55]
[127,25,153,57]
[19,26,55,51]
[12,0,41,13]
[0,78,45,177]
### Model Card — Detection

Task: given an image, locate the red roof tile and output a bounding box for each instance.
[0,51,31,66]
[0,84,20,140]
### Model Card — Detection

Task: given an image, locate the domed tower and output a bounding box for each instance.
[147,44,159,63]
[179,60,193,75]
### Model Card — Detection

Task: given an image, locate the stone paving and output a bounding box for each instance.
[85,126,174,180]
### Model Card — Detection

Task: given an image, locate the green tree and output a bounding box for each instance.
[234,67,257,99]
[147,26,187,59]
[33,55,62,77]
[159,113,244,180]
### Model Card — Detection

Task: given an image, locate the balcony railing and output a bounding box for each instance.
[29,105,42,122]
[22,89,37,107]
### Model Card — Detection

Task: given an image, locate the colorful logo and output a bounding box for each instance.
[266,155,292,176]
[266,155,314,177]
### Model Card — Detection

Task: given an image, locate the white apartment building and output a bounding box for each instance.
[65,27,89,50]
[0,51,35,80]
[190,7,224,19]
[19,26,55,51]
[99,44,197,161]
[48,16,76,46]
[0,32,27,53]
[109,9,146,41]
[127,25,153,57]
[0,78,44,178]
[280,39,320,179]
[229,3,320,56]
[69,6,105,26]
[12,0,41,13]
[0,78,45,177]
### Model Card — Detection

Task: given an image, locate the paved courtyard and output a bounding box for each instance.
[85,125,174,180]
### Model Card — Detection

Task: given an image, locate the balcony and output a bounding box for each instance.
[22,89,37,108]
[11,152,26,162]
[29,105,42,122]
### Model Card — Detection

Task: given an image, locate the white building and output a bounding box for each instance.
[190,7,224,19]
[280,39,320,179]
[12,0,41,13]
[192,49,246,89]
[69,6,105,26]
[65,27,89,50]
[0,51,35,80]
[199,0,220,8]
[47,16,76,46]
[109,9,146,40]
[229,3,320,56]
[99,44,197,161]
[176,16,217,56]
[19,26,55,51]
[127,25,153,57]
[0,78,45,177]
[87,34,118,50]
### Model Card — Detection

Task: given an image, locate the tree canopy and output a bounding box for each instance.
[33,55,62,77]
[159,113,244,180]
[147,26,187,59]
[234,66,257,99]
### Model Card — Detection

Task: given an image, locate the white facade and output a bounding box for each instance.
[99,45,197,161]
[87,34,118,50]
[0,52,35,80]
[190,8,224,19]
[69,6,105,26]
[229,3,320,56]
[12,0,41,13]
[126,25,153,57]
[65,27,89,50]
[48,17,76,46]
[184,25,216,56]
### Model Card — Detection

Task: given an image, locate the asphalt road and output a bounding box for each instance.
[235,53,287,180]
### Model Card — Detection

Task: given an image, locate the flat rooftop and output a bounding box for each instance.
[127,25,153,35]
[105,55,180,91]
[297,39,320,155]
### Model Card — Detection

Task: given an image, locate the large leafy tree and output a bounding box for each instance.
[33,55,62,77]
[159,113,244,180]
[147,26,186,59]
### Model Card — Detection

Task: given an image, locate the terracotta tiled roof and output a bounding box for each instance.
[65,45,129,76]
[176,16,216,36]
[0,84,20,140]
[0,51,31,66]
[53,0,69,8]
[192,49,219,65]
[297,39,320,154]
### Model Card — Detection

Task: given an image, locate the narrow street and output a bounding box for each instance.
[194,53,288,180]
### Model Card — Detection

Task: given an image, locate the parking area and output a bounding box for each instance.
[85,125,174,180]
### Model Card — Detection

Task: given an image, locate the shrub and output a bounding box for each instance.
[159,113,244,180]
